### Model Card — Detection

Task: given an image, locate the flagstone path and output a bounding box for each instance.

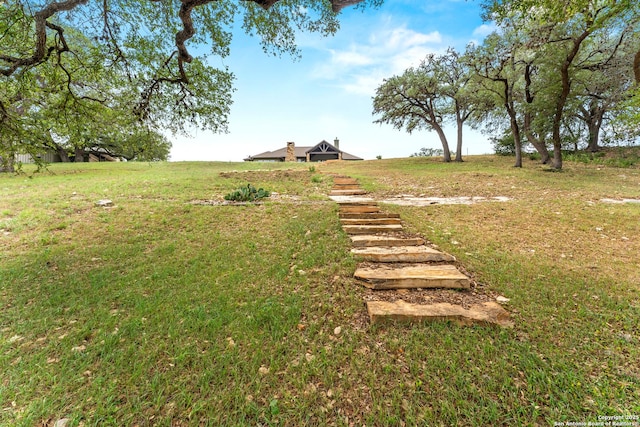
[329,175,513,328]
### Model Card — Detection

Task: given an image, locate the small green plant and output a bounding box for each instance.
[308,165,316,173]
[311,175,322,183]
[410,147,443,157]
[224,183,270,202]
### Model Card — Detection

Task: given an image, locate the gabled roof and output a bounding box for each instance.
[245,140,363,161]
[308,140,363,160]
[246,146,313,161]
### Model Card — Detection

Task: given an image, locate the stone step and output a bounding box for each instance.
[335,200,377,206]
[330,189,368,196]
[339,212,401,219]
[351,246,455,263]
[330,196,375,204]
[354,264,470,290]
[332,184,362,190]
[342,224,403,235]
[333,177,359,185]
[339,206,381,214]
[366,300,513,327]
[350,235,425,247]
[340,218,402,226]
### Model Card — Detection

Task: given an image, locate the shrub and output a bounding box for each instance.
[224,184,270,202]
[410,147,443,157]
[311,175,322,183]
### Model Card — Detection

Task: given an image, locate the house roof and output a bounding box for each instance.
[245,140,363,161]
[248,146,313,160]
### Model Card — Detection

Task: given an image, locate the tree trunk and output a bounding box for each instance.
[509,113,522,168]
[455,116,463,162]
[74,147,85,162]
[586,104,604,152]
[524,111,550,164]
[504,84,521,167]
[551,59,570,170]
[56,144,71,162]
[634,49,640,84]
[522,63,549,164]
[433,124,451,162]
[0,155,15,173]
[551,31,591,170]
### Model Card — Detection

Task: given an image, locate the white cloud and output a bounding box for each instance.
[312,25,445,96]
[472,22,497,37]
[331,49,374,67]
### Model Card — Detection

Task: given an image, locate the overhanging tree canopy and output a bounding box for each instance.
[1,0,375,169]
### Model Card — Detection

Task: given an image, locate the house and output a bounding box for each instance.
[14,150,62,164]
[244,139,363,162]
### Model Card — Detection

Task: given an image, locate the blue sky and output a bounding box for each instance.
[170,0,497,161]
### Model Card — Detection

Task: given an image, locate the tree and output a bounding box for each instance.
[373,49,476,163]
[484,0,640,169]
[373,66,453,162]
[570,29,639,151]
[1,0,375,166]
[436,48,480,162]
[467,32,526,167]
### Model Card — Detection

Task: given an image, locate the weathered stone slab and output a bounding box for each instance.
[333,177,359,185]
[351,246,455,263]
[335,200,377,206]
[330,196,375,203]
[367,300,513,327]
[342,224,403,235]
[601,198,640,204]
[339,206,381,214]
[330,189,368,196]
[354,264,469,289]
[332,184,362,190]
[339,212,401,219]
[340,218,402,226]
[350,235,425,247]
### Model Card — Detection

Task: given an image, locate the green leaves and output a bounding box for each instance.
[224,183,271,202]
[2,0,369,164]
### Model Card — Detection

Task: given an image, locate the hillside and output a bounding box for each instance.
[1,157,639,426]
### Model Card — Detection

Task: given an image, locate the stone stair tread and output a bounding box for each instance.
[332,184,362,189]
[366,300,513,327]
[350,235,425,247]
[354,264,469,289]
[330,189,368,196]
[339,206,381,214]
[340,218,402,225]
[351,245,455,263]
[334,200,376,205]
[333,178,359,185]
[342,224,403,235]
[330,196,375,204]
[339,212,401,219]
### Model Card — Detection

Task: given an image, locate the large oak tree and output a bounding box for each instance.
[1,0,374,169]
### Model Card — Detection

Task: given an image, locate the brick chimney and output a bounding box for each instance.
[285,141,296,162]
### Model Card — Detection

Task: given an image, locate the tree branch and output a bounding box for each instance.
[635,49,640,84]
[0,0,90,76]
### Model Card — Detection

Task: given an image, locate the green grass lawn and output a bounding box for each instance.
[1,158,639,426]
